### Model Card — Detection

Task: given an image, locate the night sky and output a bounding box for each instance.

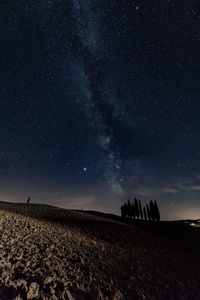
[0,1,200,220]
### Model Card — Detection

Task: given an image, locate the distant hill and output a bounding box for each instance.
[172,219,200,227]
[1,201,200,298]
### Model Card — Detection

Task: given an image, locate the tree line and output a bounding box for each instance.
[121,198,160,222]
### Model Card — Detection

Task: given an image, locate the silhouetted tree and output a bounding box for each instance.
[154,200,160,222]
[121,205,124,218]
[143,206,147,221]
[124,203,127,217]
[131,202,136,219]
[138,199,143,219]
[134,198,139,219]
[127,200,131,217]
[120,198,161,222]
[149,200,156,221]
[146,204,151,220]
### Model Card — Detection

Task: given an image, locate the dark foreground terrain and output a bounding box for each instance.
[0,201,200,299]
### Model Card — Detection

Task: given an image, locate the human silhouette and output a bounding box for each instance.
[27,196,30,206]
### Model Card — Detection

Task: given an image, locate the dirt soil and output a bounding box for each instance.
[0,201,200,300]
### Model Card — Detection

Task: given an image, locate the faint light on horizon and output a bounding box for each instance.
[164,205,200,221]
[190,223,196,226]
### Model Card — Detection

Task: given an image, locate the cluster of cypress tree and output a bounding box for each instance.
[120,198,160,222]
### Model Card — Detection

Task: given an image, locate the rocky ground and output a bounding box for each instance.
[0,202,200,299]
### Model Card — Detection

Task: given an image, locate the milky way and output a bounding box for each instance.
[0,1,200,219]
